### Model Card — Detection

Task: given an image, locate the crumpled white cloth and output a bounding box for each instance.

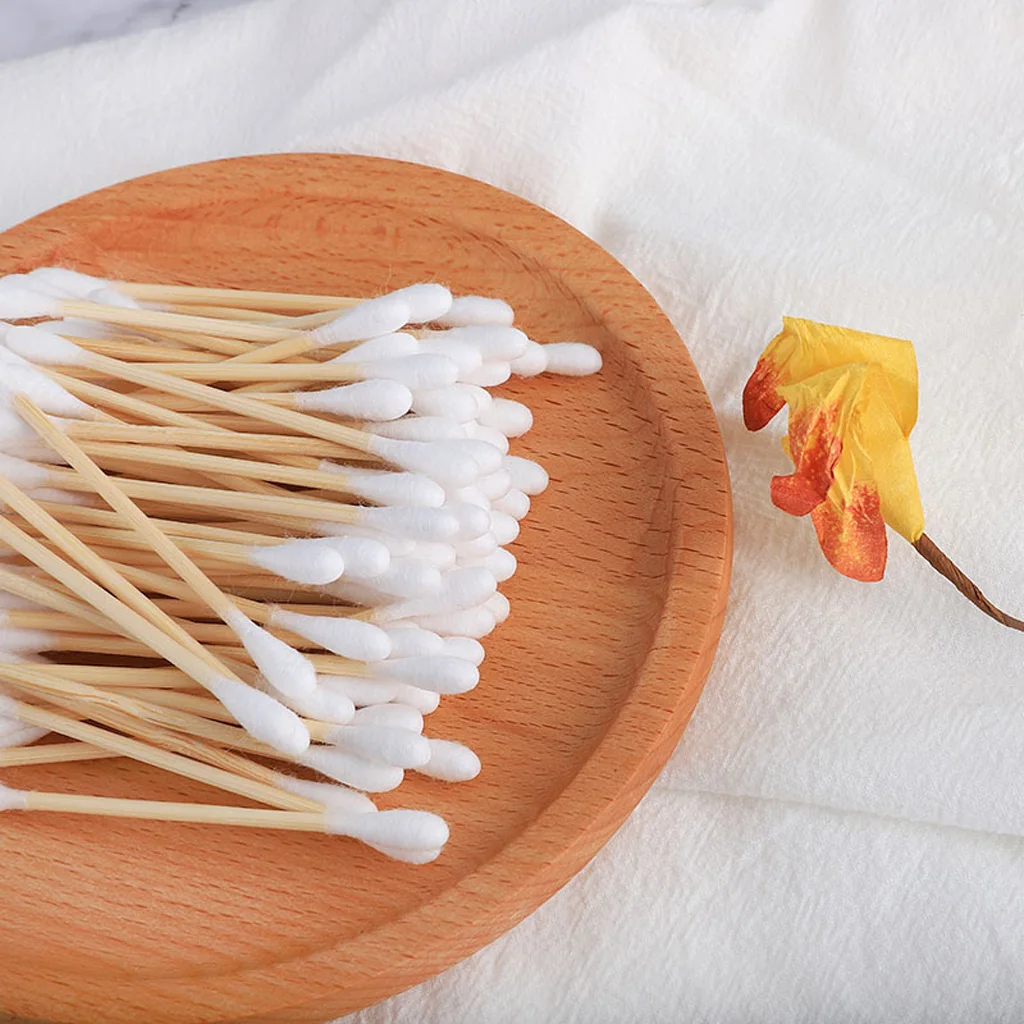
[1,1,1023,1020]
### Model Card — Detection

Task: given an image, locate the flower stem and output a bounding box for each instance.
[912,533,1024,631]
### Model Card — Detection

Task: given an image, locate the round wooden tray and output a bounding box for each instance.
[0,154,732,1024]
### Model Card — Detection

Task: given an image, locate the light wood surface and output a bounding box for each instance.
[0,154,732,1024]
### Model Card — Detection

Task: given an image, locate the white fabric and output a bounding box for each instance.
[2,1,1023,1019]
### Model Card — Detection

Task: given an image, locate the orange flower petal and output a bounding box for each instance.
[743,354,785,431]
[811,482,887,582]
[770,401,842,516]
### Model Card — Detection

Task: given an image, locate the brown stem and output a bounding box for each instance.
[912,533,1024,632]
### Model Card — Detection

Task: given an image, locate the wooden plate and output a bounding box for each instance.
[0,155,731,1024]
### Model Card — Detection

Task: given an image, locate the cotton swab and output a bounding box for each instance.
[0,269,603,862]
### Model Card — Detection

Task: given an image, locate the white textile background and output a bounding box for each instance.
[0,1,1022,1020]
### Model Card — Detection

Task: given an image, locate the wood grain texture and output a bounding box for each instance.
[0,154,732,1024]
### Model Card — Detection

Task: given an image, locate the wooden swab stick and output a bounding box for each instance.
[100,362,365,382]
[64,338,224,363]
[0,694,316,811]
[0,483,307,753]
[0,743,115,767]
[32,665,199,688]
[163,303,299,322]
[113,281,361,313]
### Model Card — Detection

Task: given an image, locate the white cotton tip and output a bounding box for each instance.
[352,702,424,733]
[489,511,521,546]
[28,487,95,507]
[326,723,431,769]
[442,636,486,665]
[444,325,529,361]
[380,567,498,621]
[0,453,51,489]
[326,807,449,856]
[320,464,444,508]
[369,559,443,598]
[384,625,445,658]
[390,283,453,323]
[270,608,392,662]
[358,354,459,391]
[476,469,512,501]
[28,267,107,298]
[0,627,55,653]
[294,380,413,421]
[314,535,390,579]
[480,398,533,437]
[460,361,511,387]
[0,407,36,443]
[484,591,511,623]
[492,488,530,520]
[438,296,515,328]
[504,455,549,495]
[415,336,484,377]
[317,522,417,557]
[408,540,457,570]
[0,362,96,419]
[365,415,465,442]
[447,502,492,541]
[8,439,64,465]
[418,739,482,782]
[447,439,504,475]
[372,655,479,695]
[223,611,317,699]
[541,342,603,375]
[356,506,460,542]
[411,385,481,423]
[462,422,511,455]
[38,317,110,340]
[5,324,87,366]
[0,725,49,749]
[414,607,497,639]
[366,436,480,488]
[319,674,398,706]
[248,539,345,585]
[463,546,517,583]
[266,681,356,725]
[86,287,140,309]
[510,340,548,377]
[454,532,499,559]
[0,781,29,810]
[273,774,376,814]
[298,746,405,792]
[447,484,490,510]
[309,295,412,347]
[393,684,441,713]
[0,285,60,321]
[330,332,419,363]
[206,675,309,755]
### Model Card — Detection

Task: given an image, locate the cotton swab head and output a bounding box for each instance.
[372,655,480,695]
[317,675,441,714]
[4,324,87,365]
[476,469,512,501]
[357,354,460,391]
[203,675,310,755]
[504,455,549,495]
[418,739,482,782]
[326,808,449,861]
[436,296,515,328]
[463,423,511,456]
[318,464,445,508]
[491,489,530,520]
[86,287,140,309]
[413,607,498,639]
[484,591,511,623]
[408,540,457,570]
[489,511,520,546]
[383,625,445,658]
[479,398,533,437]
[0,362,97,419]
[298,745,404,792]
[325,723,431,769]
[411,385,484,423]
[308,294,412,347]
[356,506,460,542]
[441,636,487,665]
[27,266,107,297]
[454,532,499,559]
[442,325,529,361]
[265,681,356,725]
[388,283,453,323]
[221,609,317,699]
[447,503,492,541]
[273,774,376,814]
[247,538,346,585]
[460,361,511,387]
[0,283,59,320]
[540,342,603,375]
[293,380,413,420]
[367,559,443,598]
[365,416,466,441]
[317,522,418,557]
[269,608,392,662]
[366,437,481,487]
[413,338,484,377]
[0,780,28,808]
[509,340,548,377]
[330,332,419,363]
[315,535,390,578]
[352,702,424,733]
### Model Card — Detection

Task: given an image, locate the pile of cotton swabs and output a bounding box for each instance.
[0,268,600,862]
